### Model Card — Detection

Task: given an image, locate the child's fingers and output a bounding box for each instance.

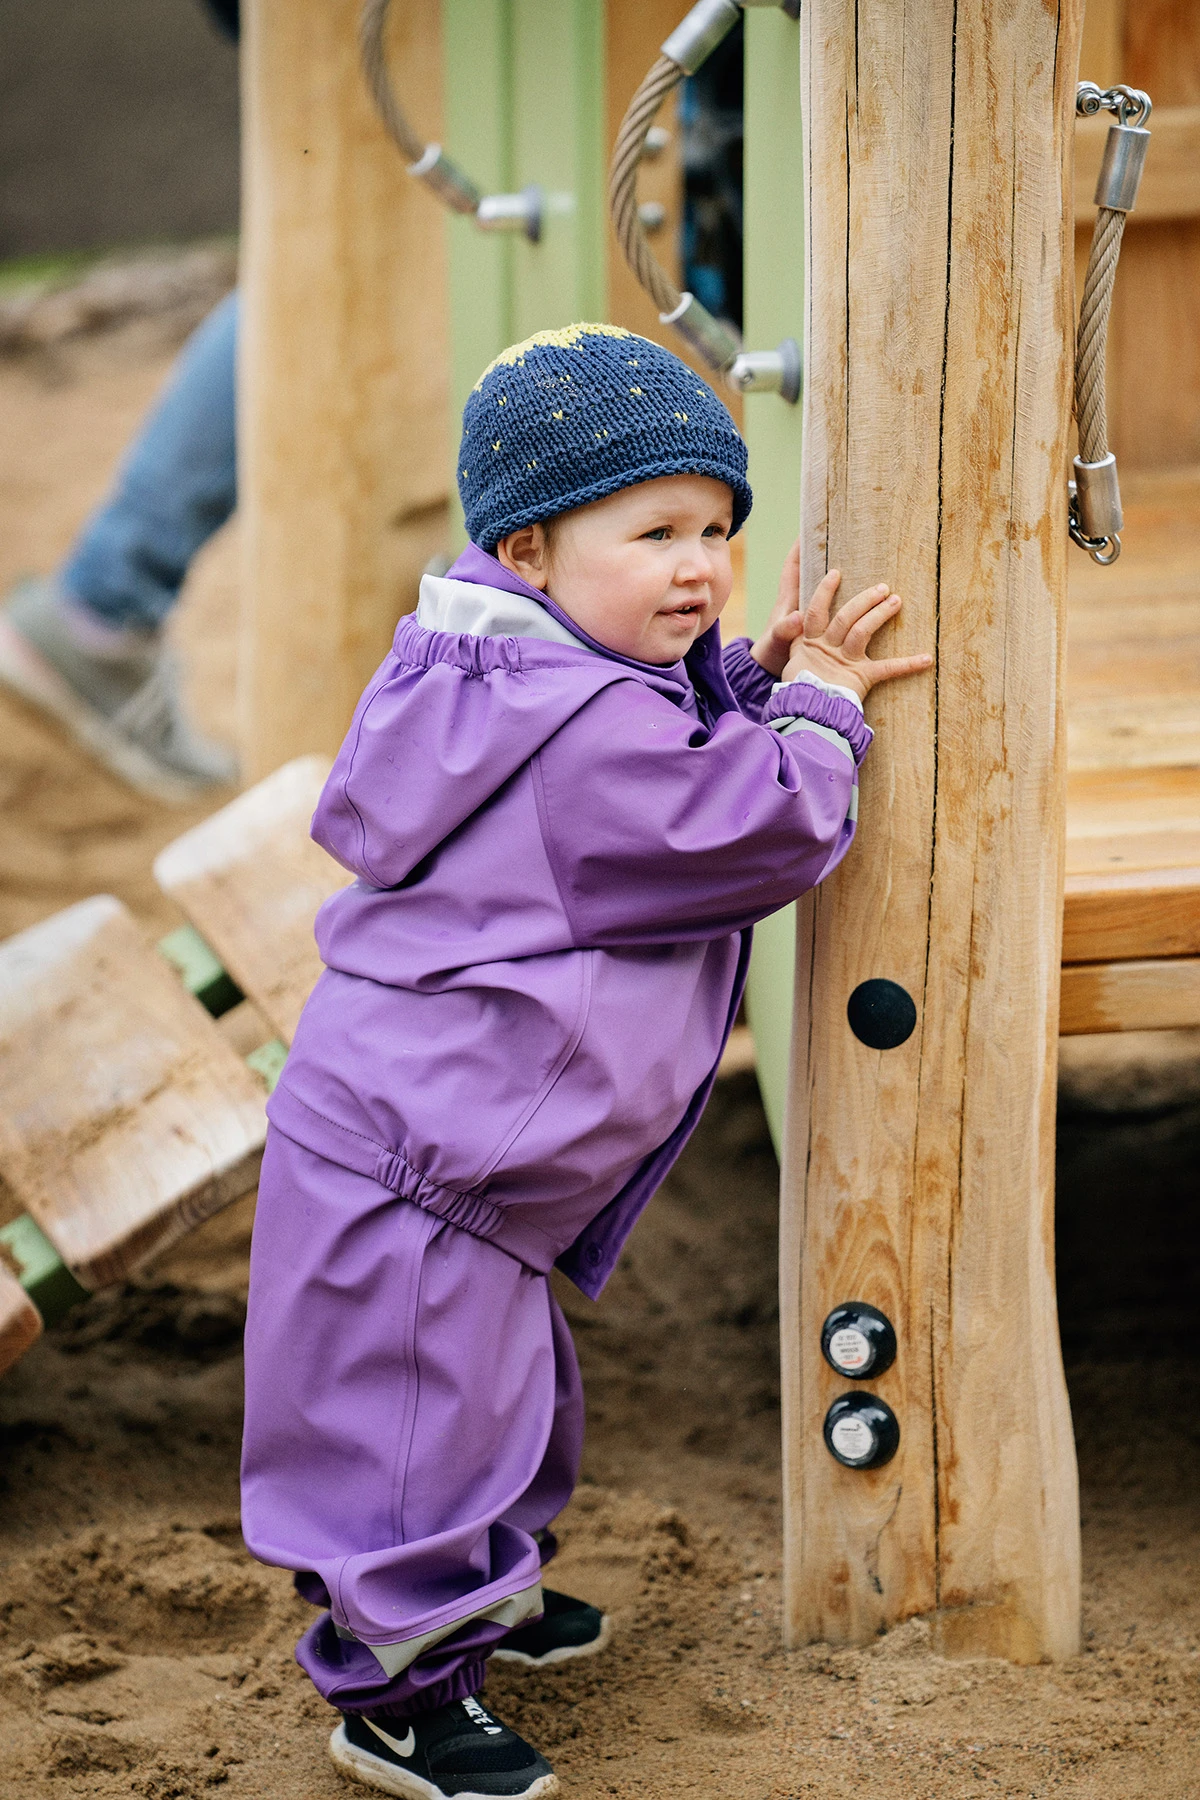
[840,592,903,656]
[825,582,892,646]
[771,539,802,622]
[803,568,842,636]
[862,652,934,690]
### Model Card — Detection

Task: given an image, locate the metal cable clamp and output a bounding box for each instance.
[1070,83,1152,564]
[610,0,801,396]
[360,0,543,241]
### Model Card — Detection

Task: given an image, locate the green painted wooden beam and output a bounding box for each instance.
[742,5,804,1152]
[157,924,244,1018]
[443,0,608,543]
[0,1214,88,1328]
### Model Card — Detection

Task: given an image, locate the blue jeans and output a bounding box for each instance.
[62,290,239,631]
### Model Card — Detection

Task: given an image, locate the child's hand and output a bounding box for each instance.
[751,541,932,700]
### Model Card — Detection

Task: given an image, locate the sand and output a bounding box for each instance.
[0,286,1198,1800]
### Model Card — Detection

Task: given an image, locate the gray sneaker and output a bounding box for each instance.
[0,577,238,804]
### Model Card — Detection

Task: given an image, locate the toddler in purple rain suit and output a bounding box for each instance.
[240,324,930,1800]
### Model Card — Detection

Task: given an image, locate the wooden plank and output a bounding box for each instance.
[1078,0,1123,93]
[1065,867,1200,963]
[1075,108,1200,225]
[1064,765,1200,961]
[154,756,347,1048]
[782,0,1081,1661]
[1060,957,1200,1033]
[0,1261,41,1379]
[240,0,451,780]
[1104,1,1200,472]
[1124,0,1200,107]
[0,897,267,1289]
[1066,470,1200,767]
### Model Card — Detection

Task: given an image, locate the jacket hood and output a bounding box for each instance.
[311,547,730,892]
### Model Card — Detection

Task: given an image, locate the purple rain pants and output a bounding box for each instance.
[240,1129,585,1716]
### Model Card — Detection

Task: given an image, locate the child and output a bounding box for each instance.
[241,323,930,1800]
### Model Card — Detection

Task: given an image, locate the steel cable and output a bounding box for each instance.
[609,54,687,319]
[358,0,426,165]
[1074,206,1125,467]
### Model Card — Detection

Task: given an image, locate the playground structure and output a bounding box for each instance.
[0,0,1198,1682]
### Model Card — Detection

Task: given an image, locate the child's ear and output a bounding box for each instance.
[497,525,550,590]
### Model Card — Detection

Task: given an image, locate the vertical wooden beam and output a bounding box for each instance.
[781,0,1084,1660]
[239,0,449,779]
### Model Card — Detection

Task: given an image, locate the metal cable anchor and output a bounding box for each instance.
[726,337,802,404]
[1068,82,1153,565]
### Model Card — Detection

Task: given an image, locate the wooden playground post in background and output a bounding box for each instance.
[238,0,450,782]
[781,0,1084,1660]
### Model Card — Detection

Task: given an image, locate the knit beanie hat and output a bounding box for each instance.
[457,322,752,551]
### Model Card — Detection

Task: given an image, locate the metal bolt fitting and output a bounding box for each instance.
[659,291,743,373]
[726,337,802,404]
[661,0,741,76]
[1072,452,1123,540]
[1095,125,1151,212]
[475,185,543,243]
[407,144,482,217]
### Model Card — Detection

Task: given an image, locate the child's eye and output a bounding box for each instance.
[642,527,670,541]
[702,524,728,539]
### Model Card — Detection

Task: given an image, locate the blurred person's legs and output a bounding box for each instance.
[0,291,240,801]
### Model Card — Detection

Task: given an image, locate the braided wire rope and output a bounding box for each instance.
[609,53,687,318]
[1074,206,1125,467]
[358,0,426,165]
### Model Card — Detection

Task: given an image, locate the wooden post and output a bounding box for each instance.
[239,0,450,779]
[781,0,1084,1661]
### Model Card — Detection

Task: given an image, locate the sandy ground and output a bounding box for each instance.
[0,307,1198,1800]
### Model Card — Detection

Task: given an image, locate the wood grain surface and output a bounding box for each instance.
[155,757,347,1047]
[0,1261,41,1379]
[1060,956,1200,1033]
[782,0,1083,1661]
[239,0,451,780]
[0,897,266,1289]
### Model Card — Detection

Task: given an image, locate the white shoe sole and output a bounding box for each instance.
[491,1614,612,1669]
[0,615,223,807]
[328,1724,560,1800]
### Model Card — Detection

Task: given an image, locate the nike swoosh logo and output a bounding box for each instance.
[365,1719,416,1759]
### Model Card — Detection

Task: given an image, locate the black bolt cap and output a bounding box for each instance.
[847,978,917,1049]
[823,1393,900,1469]
[820,1302,897,1379]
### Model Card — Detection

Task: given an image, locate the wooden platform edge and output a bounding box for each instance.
[1059,957,1200,1034]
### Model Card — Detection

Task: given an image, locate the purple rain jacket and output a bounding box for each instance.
[267,544,872,1299]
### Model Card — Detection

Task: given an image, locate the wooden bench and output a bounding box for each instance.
[1060,473,1200,1034]
[154,754,348,1049]
[0,894,269,1375]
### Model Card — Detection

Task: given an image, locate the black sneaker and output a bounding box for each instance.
[491,1588,610,1669]
[329,1696,558,1799]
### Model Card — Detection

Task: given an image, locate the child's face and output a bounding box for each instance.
[497,474,735,665]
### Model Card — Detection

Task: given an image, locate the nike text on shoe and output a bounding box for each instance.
[329,1696,559,1800]
[491,1588,610,1669]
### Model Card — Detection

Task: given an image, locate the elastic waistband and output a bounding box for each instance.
[266,1083,562,1274]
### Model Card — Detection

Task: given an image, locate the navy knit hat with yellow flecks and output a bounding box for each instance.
[458,322,752,551]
